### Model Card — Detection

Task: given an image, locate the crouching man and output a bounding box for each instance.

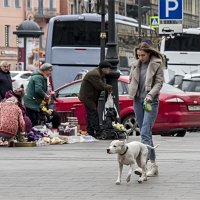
[78,60,112,138]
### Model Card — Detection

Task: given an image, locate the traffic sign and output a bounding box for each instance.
[159,24,183,35]
[159,0,183,20]
[150,16,160,28]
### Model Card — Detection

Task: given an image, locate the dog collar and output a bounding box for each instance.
[120,146,128,156]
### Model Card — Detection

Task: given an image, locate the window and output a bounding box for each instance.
[15,0,21,8]
[165,34,200,51]
[10,72,18,78]
[118,81,124,95]
[20,73,32,79]
[71,4,74,14]
[161,83,184,93]
[49,0,55,10]
[27,0,32,9]
[39,27,43,48]
[38,0,43,15]
[181,79,200,92]
[16,26,19,46]
[117,23,138,50]
[5,25,10,47]
[52,21,108,47]
[4,0,10,7]
[57,82,82,98]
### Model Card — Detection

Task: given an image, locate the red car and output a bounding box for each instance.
[52,76,200,137]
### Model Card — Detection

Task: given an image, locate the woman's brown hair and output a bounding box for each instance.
[134,42,163,60]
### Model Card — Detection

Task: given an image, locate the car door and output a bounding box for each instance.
[118,80,133,118]
[20,72,32,89]
[54,81,87,130]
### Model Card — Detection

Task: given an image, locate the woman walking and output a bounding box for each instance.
[129,42,164,176]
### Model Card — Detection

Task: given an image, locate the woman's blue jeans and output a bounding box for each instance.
[134,97,159,161]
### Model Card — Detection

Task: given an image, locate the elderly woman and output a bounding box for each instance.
[5,87,32,131]
[0,97,25,140]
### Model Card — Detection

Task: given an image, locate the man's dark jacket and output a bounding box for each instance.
[0,69,12,101]
[78,68,112,110]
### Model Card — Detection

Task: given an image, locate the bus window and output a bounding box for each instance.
[52,21,108,47]
[117,23,139,49]
[165,34,200,51]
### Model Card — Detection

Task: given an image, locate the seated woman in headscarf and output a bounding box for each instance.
[0,96,25,139]
[5,86,32,131]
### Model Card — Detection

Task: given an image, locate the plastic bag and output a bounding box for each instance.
[103,94,119,120]
[105,94,114,108]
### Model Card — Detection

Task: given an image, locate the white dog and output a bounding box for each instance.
[107,140,159,184]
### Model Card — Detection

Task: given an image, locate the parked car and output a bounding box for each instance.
[168,74,184,88]
[52,76,200,137]
[176,73,200,92]
[74,69,89,81]
[74,68,127,81]
[10,71,32,90]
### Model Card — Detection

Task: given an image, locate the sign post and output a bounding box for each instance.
[159,0,183,35]
[159,0,183,20]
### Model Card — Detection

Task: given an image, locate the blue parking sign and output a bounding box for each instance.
[159,0,183,20]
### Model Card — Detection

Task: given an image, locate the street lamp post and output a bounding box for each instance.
[138,0,142,43]
[88,0,92,13]
[105,0,120,120]
[98,0,106,125]
[100,0,106,61]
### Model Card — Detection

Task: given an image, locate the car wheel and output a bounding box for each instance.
[161,130,186,137]
[122,114,140,136]
[160,133,172,137]
[172,130,186,137]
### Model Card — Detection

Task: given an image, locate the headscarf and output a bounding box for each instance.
[5,96,18,104]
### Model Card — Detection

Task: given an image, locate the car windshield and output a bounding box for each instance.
[10,72,18,78]
[181,79,200,92]
[56,79,128,98]
[161,83,184,93]
[168,75,184,86]
[57,82,82,97]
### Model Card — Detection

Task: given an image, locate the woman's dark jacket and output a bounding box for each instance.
[23,71,48,112]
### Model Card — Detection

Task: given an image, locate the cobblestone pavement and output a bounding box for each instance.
[0,133,200,200]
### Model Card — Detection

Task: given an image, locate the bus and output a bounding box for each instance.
[45,13,157,89]
[160,28,200,82]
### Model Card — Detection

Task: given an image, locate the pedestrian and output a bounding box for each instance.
[0,96,25,140]
[5,86,32,132]
[79,60,112,138]
[129,42,164,177]
[0,61,13,102]
[23,63,52,127]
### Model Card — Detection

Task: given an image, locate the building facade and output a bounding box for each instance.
[0,0,199,68]
[0,0,67,69]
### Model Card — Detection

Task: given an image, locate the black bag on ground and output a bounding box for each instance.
[99,99,126,140]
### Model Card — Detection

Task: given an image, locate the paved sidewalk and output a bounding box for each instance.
[0,133,200,200]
